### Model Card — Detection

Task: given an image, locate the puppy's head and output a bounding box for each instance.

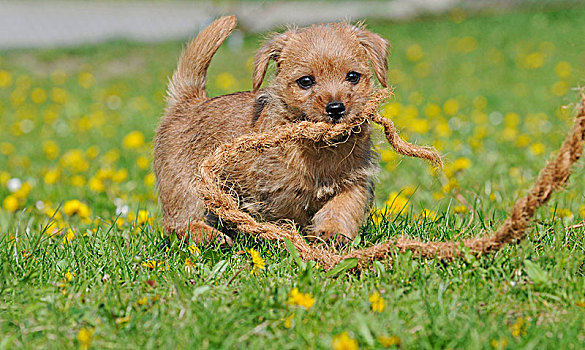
[253,22,389,123]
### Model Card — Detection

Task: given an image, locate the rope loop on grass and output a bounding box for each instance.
[196,88,585,271]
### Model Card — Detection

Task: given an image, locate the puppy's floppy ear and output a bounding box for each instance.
[353,25,390,88]
[253,32,290,91]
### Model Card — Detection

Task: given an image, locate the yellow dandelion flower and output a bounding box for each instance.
[419,209,438,222]
[88,177,105,193]
[453,205,467,214]
[403,105,418,119]
[453,157,472,171]
[63,229,75,245]
[472,95,487,110]
[144,173,156,187]
[435,121,452,138]
[504,112,520,128]
[555,61,571,78]
[95,168,114,180]
[64,270,75,282]
[137,155,150,170]
[115,217,125,229]
[370,208,385,227]
[332,331,359,350]
[510,317,527,338]
[43,109,59,124]
[102,149,120,164]
[77,327,94,350]
[60,149,89,172]
[490,338,508,349]
[409,118,430,134]
[524,52,544,69]
[11,90,27,109]
[502,127,517,141]
[287,288,315,310]
[86,145,100,160]
[0,142,15,155]
[443,99,459,116]
[78,71,94,88]
[456,36,478,53]
[50,87,67,104]
[43,204,63,221]
[63,200,91,219]
[413,61,430,78]
[71,175,86,187]
[123,131,145,149]
[516,134,531,147]
[550,208,573,219]
[76,116,92,132]
[406,44,423,62]
[388,68,403,84]
[44,168,60,185]
[529,143,545,155]
[188,244,201,255]
[381,101,401,119]
[379,149,397,164]
[247,248,266,275]
[2,195,20,212]
[369,292,385,312]
[112,169,128,183]
[0,70,13,87]
[13,183,32,200]
[51,69,67,84]
[216,72,236,90]
[141,260,167,270]
[551,81,568,96]
[283,313,294,328]
[378,335,401,347]
[137,297,148,306]
[42,140,60,160]
[136,210,152,226]
[31,87,47,104]
[424,103,441,118]
[0,171,10,186]
[383,192,409,216]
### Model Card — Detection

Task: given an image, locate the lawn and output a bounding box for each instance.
[1,6,585,349]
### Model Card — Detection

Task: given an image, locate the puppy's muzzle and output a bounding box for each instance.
[326,101,346,121]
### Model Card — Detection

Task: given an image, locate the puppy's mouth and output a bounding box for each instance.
[298,108,353,124]
[328,125,362,144]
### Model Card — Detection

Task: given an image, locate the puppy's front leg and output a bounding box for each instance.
[311,183,370,244]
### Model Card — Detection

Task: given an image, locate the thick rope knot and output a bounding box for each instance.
[196,89,585,271]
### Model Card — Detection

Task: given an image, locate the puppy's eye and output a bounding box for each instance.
[345,71,361,84]
[296,75,315,89]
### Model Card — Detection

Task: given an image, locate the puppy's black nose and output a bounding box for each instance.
[326,101,346,120]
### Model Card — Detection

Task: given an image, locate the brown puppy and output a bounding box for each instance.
[154,16,389,244]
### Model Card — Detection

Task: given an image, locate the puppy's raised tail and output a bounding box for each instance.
[167,16,237,107]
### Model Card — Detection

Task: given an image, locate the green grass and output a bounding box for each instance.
[1,7,585,349]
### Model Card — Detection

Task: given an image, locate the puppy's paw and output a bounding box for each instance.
[312,221,355,247]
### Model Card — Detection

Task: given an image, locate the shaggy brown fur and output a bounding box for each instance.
[154,16,390,244]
